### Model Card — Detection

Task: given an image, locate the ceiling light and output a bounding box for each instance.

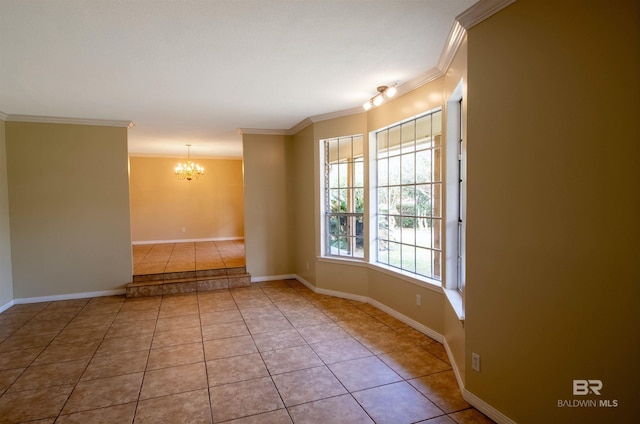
[362,84,399,111]
[174,144,204,181]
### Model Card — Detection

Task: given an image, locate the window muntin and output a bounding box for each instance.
[376,110,442,280]
[324,135,364,259]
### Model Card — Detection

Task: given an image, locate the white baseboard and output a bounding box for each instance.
[132,237,244,245]
[463,389,518,424]
[251,274,297,283]
[13,289,126,305]
[0,299,15,313]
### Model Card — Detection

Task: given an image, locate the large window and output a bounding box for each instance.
[375,110,442,280]
[323,135,364,259]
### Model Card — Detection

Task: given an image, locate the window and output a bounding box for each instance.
[375,110,442,280]
[323,135,364,259]
[456,98,465,293]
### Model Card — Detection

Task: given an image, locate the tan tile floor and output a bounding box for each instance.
[0,280,495,423]
[133,241,246,276]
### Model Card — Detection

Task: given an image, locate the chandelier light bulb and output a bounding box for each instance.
[373,94,384,106]
[363,101,372,111]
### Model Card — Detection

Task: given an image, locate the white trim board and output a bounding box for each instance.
[132,237,244,245]
[7,289,126,307]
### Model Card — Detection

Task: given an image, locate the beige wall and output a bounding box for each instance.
[0,119,13,306]
[129,156,244,242]
[466,0,639,422]
[6,122,132,298]
[242,134,293,278]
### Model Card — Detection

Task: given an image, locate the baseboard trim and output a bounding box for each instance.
[132,237,244,245]
[0,299,15,313]
[463,389,518,424]
[13,289,126,305]
[251,274,297,283]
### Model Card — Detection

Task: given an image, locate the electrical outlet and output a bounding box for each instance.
[416,294,421,306]
[472,352,481,372]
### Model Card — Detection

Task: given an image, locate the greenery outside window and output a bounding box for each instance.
[324,135,364,259]
[376,110,442,280]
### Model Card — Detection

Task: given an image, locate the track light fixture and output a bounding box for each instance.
[362,84,398,111]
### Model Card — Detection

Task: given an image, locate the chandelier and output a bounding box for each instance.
[174,144,204,181]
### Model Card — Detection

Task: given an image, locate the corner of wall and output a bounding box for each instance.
[0,118,14,306]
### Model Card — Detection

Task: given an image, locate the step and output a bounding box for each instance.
[126,271,251,298]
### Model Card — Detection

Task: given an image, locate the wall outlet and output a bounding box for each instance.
[472,352,481,372]
[416,294,421,306]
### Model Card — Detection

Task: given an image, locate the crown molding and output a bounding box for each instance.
[237,127,290,136]
[0,111,8,121]
[457,0,516,30]
[4,114,134,128]
[437,20,467,73]
[288,117,313,134]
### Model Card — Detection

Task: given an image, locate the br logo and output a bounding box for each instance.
[573,380,602,395]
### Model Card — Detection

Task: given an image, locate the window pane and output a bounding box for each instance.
[402,219,415,246]
[401,186,415,217]
[416,247,432,276]
[388,156,400,185]
[329,189,341,212]
[402,244,416,272]
[338,163,348,188]
[377,130,389,158]
[378,240,389,264]
[416,223,431,248]
[388,242,401,268]
[378,158,388,186]
[378,187,388,214]
[401,154,415,184]
[433,219,442,249]
[416,150,431,183]
[433,148,441,181]
[416,184,431,217]
[354,161,364,187]
[328,139,339,162]
[389,186,401,215]
[416,114,431,145]
[432,183,442,217]
[433,250,442,279]
[353,135,364,158]
[354,188,364,213]
[401,120,415,154]
[338,139,351,162]
[378,215,389,240]
[389,125,401,152]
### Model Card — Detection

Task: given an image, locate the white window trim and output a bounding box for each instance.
[444,79,465,320]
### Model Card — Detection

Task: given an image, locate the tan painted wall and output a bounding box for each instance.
[5,122,132,298]
[242,134,292,278]
[290,124,317,285]
[129,156,244,242]
[466,0,639,422]
[0,119,13,306]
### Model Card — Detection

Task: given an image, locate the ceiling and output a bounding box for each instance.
[0,0,477,158]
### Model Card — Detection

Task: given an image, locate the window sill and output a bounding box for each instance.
[443,288,465,322]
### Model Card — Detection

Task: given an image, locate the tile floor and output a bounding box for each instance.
[133,241,245,276]
[0,280,494,423]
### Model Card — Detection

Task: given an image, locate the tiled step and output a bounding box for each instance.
[126,268,251,298]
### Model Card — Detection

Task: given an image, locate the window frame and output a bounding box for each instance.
[321,134,365,260]
[372,108,443,282]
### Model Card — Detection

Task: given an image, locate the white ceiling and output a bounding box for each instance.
[0,0,477,158]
